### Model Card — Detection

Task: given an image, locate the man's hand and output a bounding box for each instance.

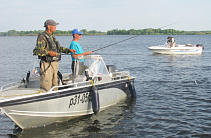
[70,49,76,54]
[48,51,57,56]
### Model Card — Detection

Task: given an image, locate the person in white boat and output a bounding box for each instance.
[69,29,92,74]
[167,36,176,48]
[33,19,76,91]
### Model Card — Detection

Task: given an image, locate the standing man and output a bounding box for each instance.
[69,29,92,74]
[33,19,76,91]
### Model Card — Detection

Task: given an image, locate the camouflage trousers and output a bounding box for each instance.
[40,61,59,91]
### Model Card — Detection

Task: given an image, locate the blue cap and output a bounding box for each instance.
[72,29,83,35]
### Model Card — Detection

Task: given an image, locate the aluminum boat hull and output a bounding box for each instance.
[0,78,134,129]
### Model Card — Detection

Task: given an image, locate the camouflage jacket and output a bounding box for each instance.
[33,31,70,57]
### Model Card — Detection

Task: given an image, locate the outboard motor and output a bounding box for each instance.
[196,44,204,50]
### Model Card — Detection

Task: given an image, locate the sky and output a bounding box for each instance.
[0,0,210,32]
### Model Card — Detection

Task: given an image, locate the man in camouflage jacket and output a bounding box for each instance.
[33,19,76,91]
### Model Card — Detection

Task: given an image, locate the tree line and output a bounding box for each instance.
[0,29,106,36]
[0,28,211,36]
[107,28,211,35]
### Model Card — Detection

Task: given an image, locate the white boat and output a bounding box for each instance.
[148,38,204,54]
[0,55,136,129]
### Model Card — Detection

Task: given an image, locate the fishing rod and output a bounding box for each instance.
[159,21,182,29]
[93,53,146,55]
[61,53,146,55]
[60,21,182,55]
[91,21,182,53]
[92,35,139,53]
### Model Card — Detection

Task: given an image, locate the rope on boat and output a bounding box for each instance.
[127,75,131,81]
[90,79,95,87]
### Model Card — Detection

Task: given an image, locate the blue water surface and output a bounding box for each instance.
[0,35,211,138]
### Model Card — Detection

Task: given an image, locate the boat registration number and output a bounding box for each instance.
[69,92,92,108]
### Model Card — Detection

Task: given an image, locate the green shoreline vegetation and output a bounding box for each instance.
[0,28,211,36]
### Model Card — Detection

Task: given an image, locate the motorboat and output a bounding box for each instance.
[0,55,136,129]
[148,37,204,54]
[148,44,204,54]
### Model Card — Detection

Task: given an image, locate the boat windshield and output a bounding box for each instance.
[74,55,109,81]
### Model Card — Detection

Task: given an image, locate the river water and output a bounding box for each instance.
[0,35,211,138]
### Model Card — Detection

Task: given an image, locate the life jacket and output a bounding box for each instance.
[39,32,61,62]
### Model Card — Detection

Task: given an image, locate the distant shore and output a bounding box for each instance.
[1,28,211,36]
